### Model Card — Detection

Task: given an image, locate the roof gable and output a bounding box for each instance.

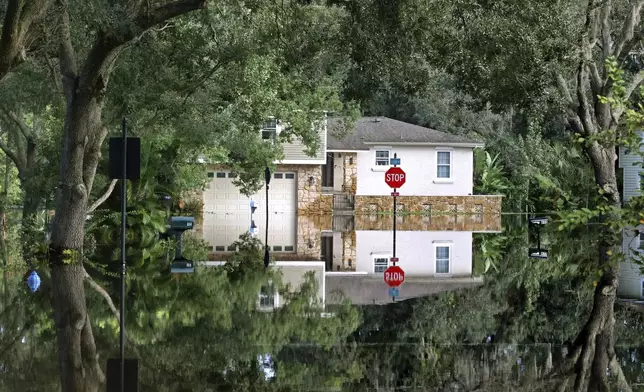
[327,116,483,150]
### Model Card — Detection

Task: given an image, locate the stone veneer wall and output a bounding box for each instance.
[275,164,333,215]
[296,215,322,259]
[343,153,357,194]
[354,195,502,215]
[354,213,501,232]
[342,231,356,271]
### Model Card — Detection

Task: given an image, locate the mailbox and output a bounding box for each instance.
[169,216,194,231]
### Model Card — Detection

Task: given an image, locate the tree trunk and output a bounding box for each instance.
[45,2,205,390]
[49,100,106,392]
[552,138,628,391]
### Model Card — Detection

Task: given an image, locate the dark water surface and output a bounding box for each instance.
[1,211,643,391]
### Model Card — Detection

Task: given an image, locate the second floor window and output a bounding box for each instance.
[437,151,451,179]
[375,150,390,166]
[262,118,278,141]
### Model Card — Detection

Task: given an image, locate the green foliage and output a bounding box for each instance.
[474,149,510,196]
[86,233,360,391]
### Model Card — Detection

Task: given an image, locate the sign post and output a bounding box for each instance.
[107,118,141,392]
[384,155,406,299]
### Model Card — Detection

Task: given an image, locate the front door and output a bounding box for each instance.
[321,152,334,188]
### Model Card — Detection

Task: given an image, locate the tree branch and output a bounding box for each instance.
[576,61,597,135]
[0,133,24,172]
[0,106,34,141]
[135,0,207,32]
[589,62,603,97]
[79,0,206,100]
[83,267,119,323]
[625,71,644,101]
[600,0,612,59]
[614,0,644,60]
[58,0,78,104]
[612,71,644,123]
[556,71,575,108]
[0,0,54,81]
[0,323,30,359]
[87,179,117,213]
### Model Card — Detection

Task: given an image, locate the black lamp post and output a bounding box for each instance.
[264,165,271,268]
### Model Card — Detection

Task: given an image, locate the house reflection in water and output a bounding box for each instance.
[200,212,501,306]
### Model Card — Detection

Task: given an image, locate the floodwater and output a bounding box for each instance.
[1,211,643,391]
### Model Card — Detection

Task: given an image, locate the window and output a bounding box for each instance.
[216,172,226,178]
[375,150,390,166]
[274,173,283,179]
[285,173,296,179]
[259,281,278,310]
[228,172,237,178]
[215,245,225,252]
[273,245,283,252]
[639,232,644,249]
[227,245,237,252]
[207,172,214,178]
[261,118,278,141]
[284,245,294,252]
[437,151,451,179]
[435,245,451,274]
[373,255,389,273]
[640,174,644,189]
[641,279,644,298]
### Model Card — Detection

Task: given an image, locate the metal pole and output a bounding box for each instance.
[120,117,127,392]
[392,153,398,265]
[265,181,269,265]
[393,191,397,263]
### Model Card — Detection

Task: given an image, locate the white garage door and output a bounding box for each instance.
[202,171,297,253]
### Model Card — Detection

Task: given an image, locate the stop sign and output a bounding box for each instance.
[385,167,406,188]
[384,265,405,287]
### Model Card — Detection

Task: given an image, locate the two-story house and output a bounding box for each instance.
[199,116,501,230]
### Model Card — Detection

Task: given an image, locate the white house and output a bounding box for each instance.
[325,116,501,214]
[618,143,644,300]
[198,116,502,226]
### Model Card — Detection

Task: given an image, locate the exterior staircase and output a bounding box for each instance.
[332,194,355,215]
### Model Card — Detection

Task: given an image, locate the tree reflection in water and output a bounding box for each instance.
[0,215,643,391]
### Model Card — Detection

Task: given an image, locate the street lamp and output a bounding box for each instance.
[264,165,271,268]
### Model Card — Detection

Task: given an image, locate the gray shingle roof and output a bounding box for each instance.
[327,116,483,150]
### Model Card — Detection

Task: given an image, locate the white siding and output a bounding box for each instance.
[620,228,644,299]
[355,145,474,196]
[355,230,473,276]
[619,131,644,201]
[618,133,644,299]
[279,121,327,164]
